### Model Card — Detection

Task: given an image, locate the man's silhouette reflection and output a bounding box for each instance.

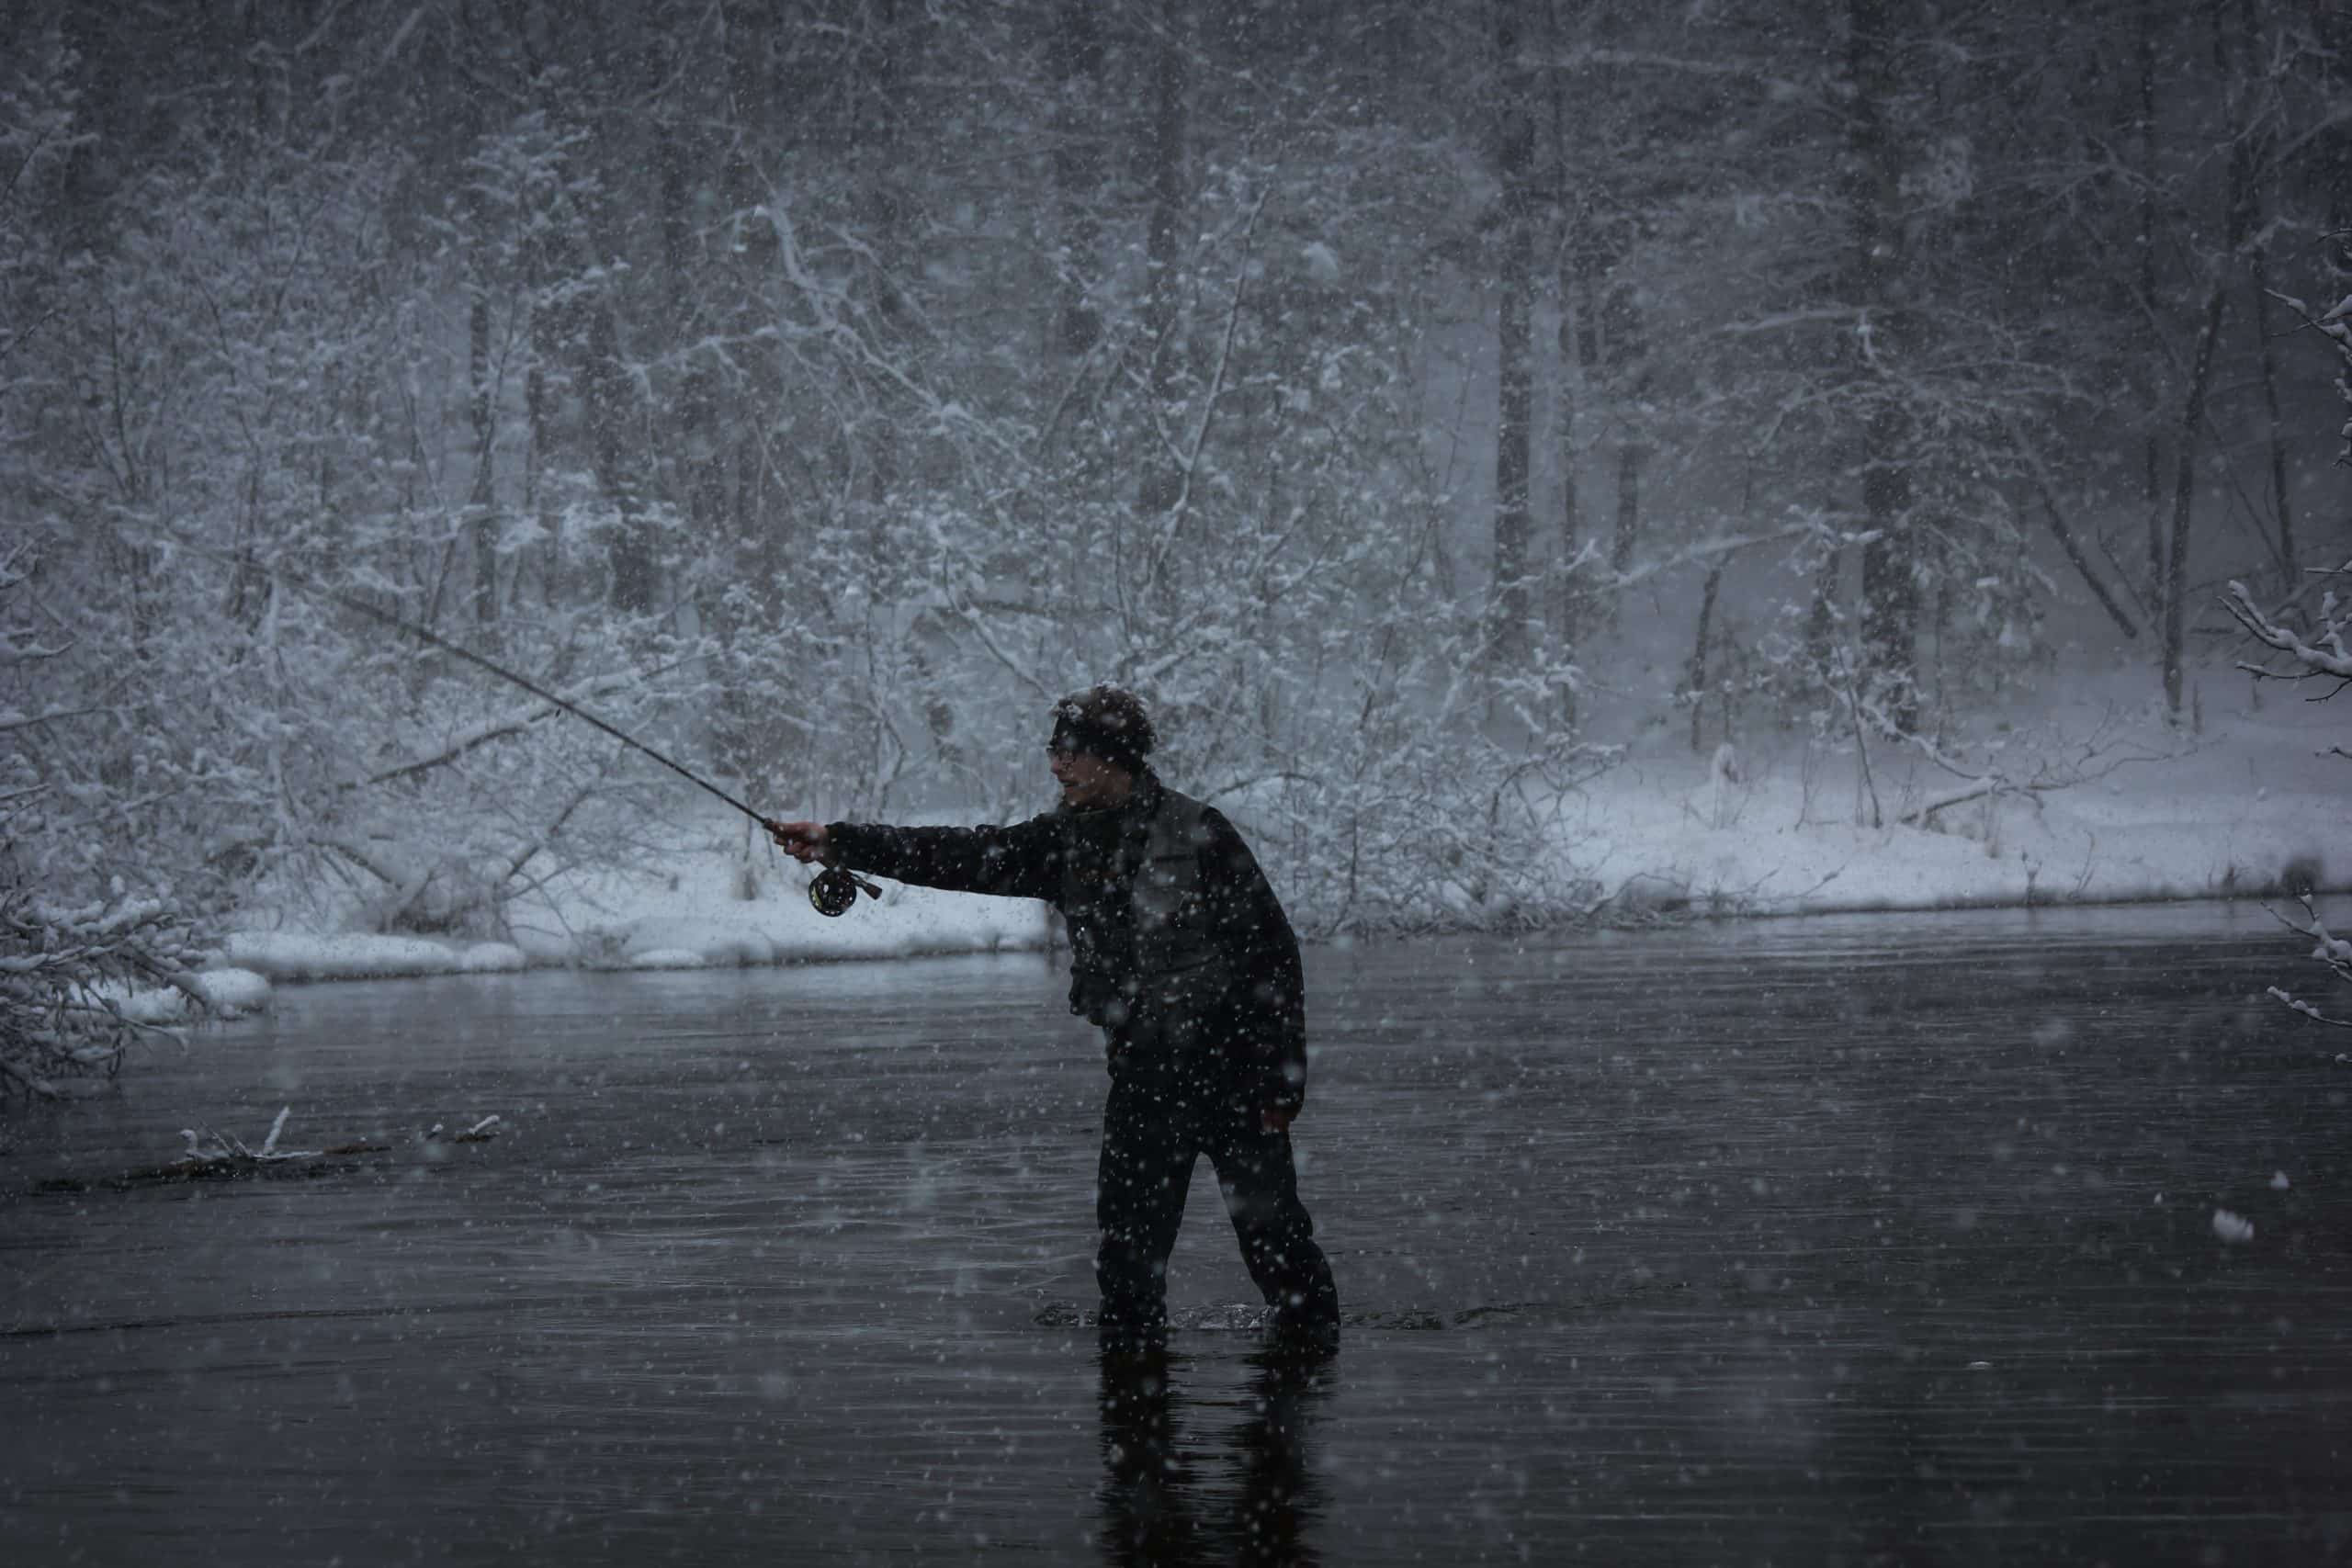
[1094,1334,1331,1566]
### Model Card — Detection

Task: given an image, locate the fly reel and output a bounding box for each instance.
[808,864,882,918]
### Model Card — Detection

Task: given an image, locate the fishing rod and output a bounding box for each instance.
[164,534,879,917]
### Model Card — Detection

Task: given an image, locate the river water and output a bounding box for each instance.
[3,903,2347,1564]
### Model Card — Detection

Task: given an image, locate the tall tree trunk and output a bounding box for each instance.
[1688,564,1721,753]
[721,0,786,586]
[856,0,909,506]
[1600,218,1647,579]
[698,0,789,786]
[1552,265,1582,719]
[1804,533,1842,686]
[2138,0,2165,602]
[2327,0,2352,286]
[1570,199,1606,628]
[2247,228,2294,597]
[2236,0,2293,594]
[467,294,500,645]
[1857,404,1916,732]
[1546,0,1581,725]
[2162,285,2226,716]
[526,357,557,609]
[582,302,655,615]
[2322,0,2352,612]
[1049,0,1104,361]
[1612,443,1641,578]
[2162,4,2257,717]
[1847,0,1917,733]
[1137,0,1191,527]
[656,92,726,553]
[316,359,343,561]
[229,469,268,631]
[659,118,692,315]
[1488,0,1536,668]
[2002,413,2142,639]
[242,0,273,136]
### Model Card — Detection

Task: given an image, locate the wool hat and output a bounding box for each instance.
[1048,686,1155,773]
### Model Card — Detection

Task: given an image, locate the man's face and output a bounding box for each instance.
[1049,744,1132,809]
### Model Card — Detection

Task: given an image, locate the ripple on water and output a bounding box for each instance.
[4,910,2348,1564]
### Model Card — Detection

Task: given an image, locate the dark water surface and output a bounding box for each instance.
[4,904,2348,1564]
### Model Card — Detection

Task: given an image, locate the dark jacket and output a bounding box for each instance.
[825,771,1310,1116]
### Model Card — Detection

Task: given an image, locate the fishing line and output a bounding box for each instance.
[160,533,879,916]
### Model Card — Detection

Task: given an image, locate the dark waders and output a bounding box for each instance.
[1093,1033,1340,1343]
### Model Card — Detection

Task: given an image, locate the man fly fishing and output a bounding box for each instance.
[766,687,1341,1350]
[150,548,1334,1345]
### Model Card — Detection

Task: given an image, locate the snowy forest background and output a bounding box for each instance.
[6,0,2352,1072]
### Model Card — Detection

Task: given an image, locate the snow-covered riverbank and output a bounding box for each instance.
[198,665,2344,1005]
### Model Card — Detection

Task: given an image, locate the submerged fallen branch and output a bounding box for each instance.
[169,1107,506,1174]
[167,1106,381,1176]
[175,1105,319,1168]
[31,1107,509,1192]
[424,1114,503,1145]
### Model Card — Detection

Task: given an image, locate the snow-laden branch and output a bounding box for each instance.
[1720,305,1871,339]
[762,198,1033,476]
[1600,523,1821,594]
[2237,266,2352,1036]
[1,889,210,1099]
[2262,897,2352,1029]
[353,670,642,790]
[0,629,73,663]
[1525,46,1825,106]
[1997,412,2143,639]
[935,582,1062,709]
[0,703,99,732]
[1896,719,2174,826]
[1142,190,1269,601]
[2224,579,2352,683]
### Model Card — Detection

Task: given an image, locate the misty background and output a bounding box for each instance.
[4,0,2346,978]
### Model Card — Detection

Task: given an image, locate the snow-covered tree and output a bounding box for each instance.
[7,0,2350,1002]
[2225,277,2352,1027]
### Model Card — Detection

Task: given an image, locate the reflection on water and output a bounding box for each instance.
[2,902,2348,1563]
[1096,1340,1329,1567]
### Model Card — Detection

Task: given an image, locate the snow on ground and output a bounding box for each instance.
[206,846,1050,1005]
[218,932,527,982]
[188,968,275,1013]
[200,656,2343,1003]
[95,965,276,1025]
[1569,664,2340,919]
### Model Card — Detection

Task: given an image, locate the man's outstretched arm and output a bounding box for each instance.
[769,816,1062,902]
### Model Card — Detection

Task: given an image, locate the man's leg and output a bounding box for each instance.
[1095,1060,1201,1334]
[1206,1100,1340,1339]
